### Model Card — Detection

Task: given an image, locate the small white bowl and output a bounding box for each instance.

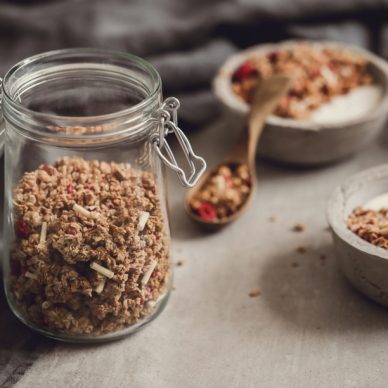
[214,40,388,166]
[328,164,388,307]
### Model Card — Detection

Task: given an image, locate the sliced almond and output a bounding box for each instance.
[39,222,48,244]
[95,278,106,294]
[73,204,99,220]
[141,260,157,285]
[137,211,150,231]
[90,262,114,279]
[214,175,226,195]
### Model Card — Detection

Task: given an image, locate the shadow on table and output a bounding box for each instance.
[258,243,388,333]
[0,281,53,385]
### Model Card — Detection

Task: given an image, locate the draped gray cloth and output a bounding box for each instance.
[0,0,387,127]
[1,0,388,386]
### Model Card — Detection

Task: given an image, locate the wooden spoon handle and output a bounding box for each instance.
[247,75,292,163]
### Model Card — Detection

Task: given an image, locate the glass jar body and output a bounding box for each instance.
[2,50,173,343]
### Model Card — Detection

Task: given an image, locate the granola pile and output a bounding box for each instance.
[189,163,251,222]
[232,43,372,119]
[347,207,388,248]
[9,157,170,336]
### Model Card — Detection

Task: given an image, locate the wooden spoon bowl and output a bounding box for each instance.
[185,75,291,230]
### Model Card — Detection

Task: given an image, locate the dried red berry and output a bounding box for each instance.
[232,61,258,83]
[197,203,217,222]
[267,51,279,64]
[66,227,77,235]
[41,164,50,173]
[243,178,252,187]
[328,60,338,70]
[16,220,30,238]
[66,184,74,194]
[310,67,320,78]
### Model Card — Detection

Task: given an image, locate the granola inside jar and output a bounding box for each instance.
[2,49,205,342]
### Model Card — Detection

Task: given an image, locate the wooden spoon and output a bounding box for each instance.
[185,75,292,230]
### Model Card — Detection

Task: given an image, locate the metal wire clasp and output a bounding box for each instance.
[152,97,206,188]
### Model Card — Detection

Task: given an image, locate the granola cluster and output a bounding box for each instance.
[347,207,388,248]
[9,157,170,336]
[232,43,372,119]
[189,164,251,222]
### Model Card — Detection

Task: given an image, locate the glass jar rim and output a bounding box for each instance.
[2,48,162,141]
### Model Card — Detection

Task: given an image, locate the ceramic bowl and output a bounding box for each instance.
[328,164,388,307]
[213,40,388,166]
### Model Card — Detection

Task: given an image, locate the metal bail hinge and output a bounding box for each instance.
[152,97,206,188]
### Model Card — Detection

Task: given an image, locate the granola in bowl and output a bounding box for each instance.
[347,207,388,249]
[214,40,388,165]
[8,157,171,337]
[231,43,373,120]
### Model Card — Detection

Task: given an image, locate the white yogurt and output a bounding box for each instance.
[308,85,382,125]
[364,193,388,210]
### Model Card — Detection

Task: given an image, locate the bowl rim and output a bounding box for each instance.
[327,163,388,260]
[213,39,388,132]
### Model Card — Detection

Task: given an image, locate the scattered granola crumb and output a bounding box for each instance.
[292,223,305,232]
[175,260,185,267]
[249,288,261,297]
[269,215,277,223]
[296,246,307,254]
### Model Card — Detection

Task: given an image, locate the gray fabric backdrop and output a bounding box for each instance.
[0,0,388,126]
[1,0,388,386]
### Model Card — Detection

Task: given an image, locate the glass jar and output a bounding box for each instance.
[0,109,4,155]
[2,49,205,343]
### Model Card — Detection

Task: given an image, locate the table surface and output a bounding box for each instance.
[2,119,388,388]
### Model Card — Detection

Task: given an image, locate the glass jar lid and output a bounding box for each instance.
[2,48,162,142]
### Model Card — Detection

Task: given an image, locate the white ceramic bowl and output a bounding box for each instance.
[214,40,388,166]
